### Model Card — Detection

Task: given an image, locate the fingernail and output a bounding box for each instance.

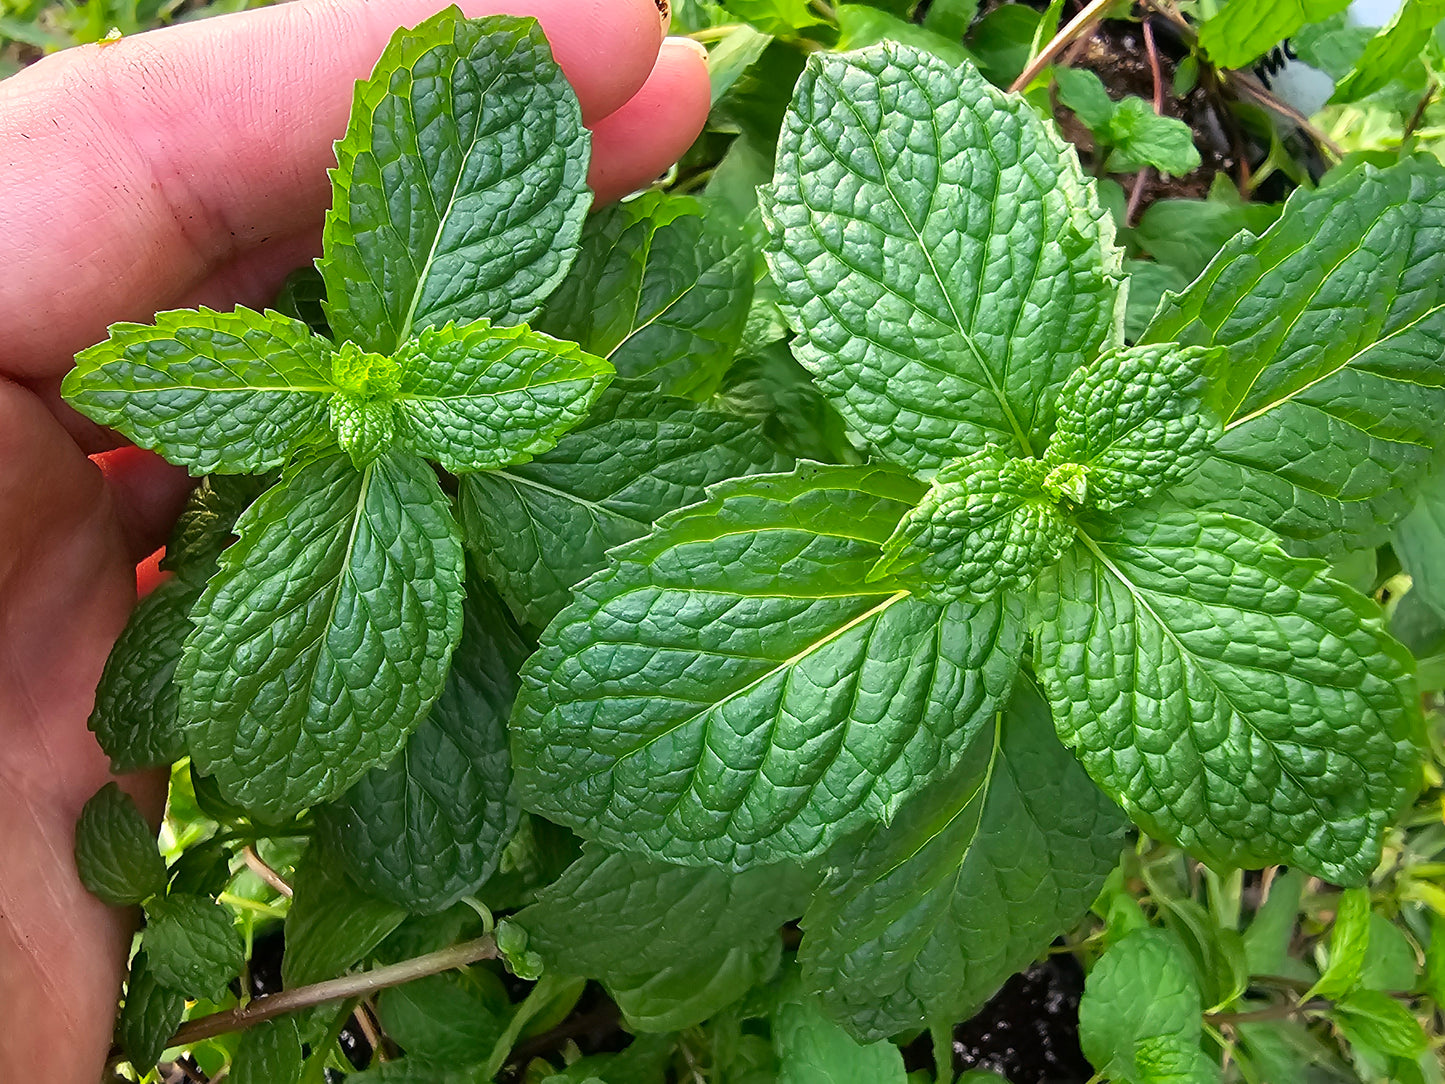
[670,35,709,63]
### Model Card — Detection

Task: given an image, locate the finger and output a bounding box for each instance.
[589,37,711,205]
[0,0,670,380]
[91,446,195,565]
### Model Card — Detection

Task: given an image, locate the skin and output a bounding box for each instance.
[0,1,708,1078]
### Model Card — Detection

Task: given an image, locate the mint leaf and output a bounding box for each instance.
[230,1017,304,1084]
[161,474,273,578]
[511,464,1025,866]
[143,893,245,1000]
[321,11,590,355]
[375,973,506,1067]
[1056,67,1116,131]
[773,974,908,1084]
[723,0,824,34]
[88,577,196,773]
[871,449,1075,603]
[1035,504,1421,884]
[61,307,333,474]
[1104,99,1201,177]
[1079,929,1219,1084]
[799,679,1126,1042]
[318,576,528,913]
[74,783,166,906]
[763,43,1122,469]
[282,847,406,987]
[1142,158,1445,556]
[1393,463,1445,619]
[457,388,788,627]
[392,320,612,473]
[519,845,815,1028]
[327,342,404,468]
[1197,0,1351,69]
[1047,343,1225,511]
[1332,988,1430,1057]
[179,450,465,820]
[1310,887,1372,999]
[1331,0,1445,102]
[117,951,185,1071]
[538,192,754,400]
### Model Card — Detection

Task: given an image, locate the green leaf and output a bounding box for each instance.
[1197,0,1352,69]
[1133,181,1282,283]
[282,847,406,987]
[773,975,908,1084]
[834,5,976,65]
[317,575,527,913]
[923,0,980,39]
[321,11,590,355]
[762,43,1122,470]
[327,342,404,468]
[375,972,506,1066]
[1359,913,1420,993]
[391,320,612,473]
[1055,67,1116,132]
[1332,0,1445,102]
[74,783,166,906]
[715,341,862,465]
[511,464,1026,866]
[519,845,815,1028]
[1393,463,1445,619]
[457,388,788,627]
[230,1017,304,1084]
[723,0,824,34]
[161,473,274,579]
[799,678,1125,1042]
[1035,504,1421,884]
[61,307,333,474]
[1310,887,1373,999]
[143,893,245,1000]
[1079,928,1219,1084]
[538,192,753,400]
[271,266,330,337]
[1105,99,1202,177]
[966,3,1042,87]
[179,450,465,820]
[1141,158,1445,556]
[1241,869,1305,975]
[1331,988,1429,1057]
[871,449,1075,603]
[87,577,197,773]
[117,951,185,1071]
[1047,343,1225,512]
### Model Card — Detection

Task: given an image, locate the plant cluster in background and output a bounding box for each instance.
[6,1,1445,1083]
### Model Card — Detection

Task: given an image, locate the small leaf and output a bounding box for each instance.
[143,893,245,1000]
[392,319,612,473]
[763,43,1122,471]
[61,307,334,474]
[282,847,406,988]
[1310,888,1373,999]
[321,11,590,354]
[1036,504,1421,885]
[1197,0,1352,69]
[317,576,529,913]
[1331,989,1429,1057]
[1047,343,1225,511]
[1105,99,1202,176]
[457,387,788,627]
[1079,929,1219,1084]
[74,783,166,906]
[117,951,185,1071]
[799,679,1126,1042]
[1241,869,1305,976]
[327,342,403,468]
[1331,0,1445,102]
[161,473,274,579]
[538,192,754,400]
[511,465,1026,866]
[179,450,465,820]
[1055,67,1116,131]
[610,941,781,1033]
[230,1017,304,1084]
[375,972,506,1067]
[872,449,1075,603]
[773,974,908,1084]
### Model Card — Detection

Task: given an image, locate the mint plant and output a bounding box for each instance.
[511,41,1436,1040]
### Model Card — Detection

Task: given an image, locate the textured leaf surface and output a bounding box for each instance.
[1331,0,1445,102]
[161,473,273,577]
[458,388,787,627]
[230,1018,304,1084]
[1048,343,1224,511]
[179,451,464,820]
[375,973,505,1066]
[519,845,815,1014]
[392,320,612,473]
[773,976,908,1084]
[74,783,166,906]
[282,848,407,987]
[62,307,333,473]
[318,577,528,913]
[800,680,1125,1042]
[1197,0,1351,68]
[609,940,781,1032]
[763,43,1121,470]
[539,192,754,399]
[1393,463,1445,620]
[117,952,185,1071]
[872,449,1075,603]
[1079,929,1219,1084]
[143,894,245,1000]
[321,12,590,354]
[1143,159,1445,556]
[512,465,1026,865]
[88,578,197,774]
[1104,98,1201,176]
[1035,504,1420,884]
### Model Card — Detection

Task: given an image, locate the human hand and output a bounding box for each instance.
[0,2,707,1078]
